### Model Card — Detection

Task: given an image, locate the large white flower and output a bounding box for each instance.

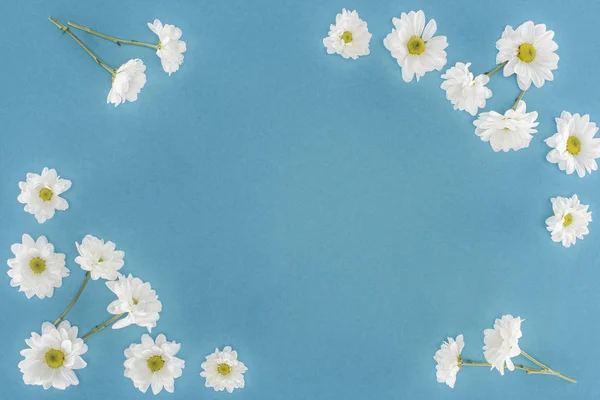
[7,234,69,299]
[473,100,539,152]
[200,346,248,393]
[322,9,372,60]
[147,19,186,75]
[17,168,71,224]
[434,334,464,388]
[124,334,185,395]
[441,62,492,116]
[496,21,559,90]
[384,10,448,82]
[19,321,87,390]
[107,59,147,107]
[106,274,162,332]
[545,111,600,178]
[75,235,124,280]
[483,315,523,375]
[545,195,592,248]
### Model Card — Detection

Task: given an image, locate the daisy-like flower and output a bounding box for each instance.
[483,315,523,375]
[147,19,187,75]
[106,274,162,332]
[383,10,448,82]
[545,111,600,178]
[473,101,539,152]
[124,334,185,395]
[200,346,248,393]
[322,9,372,60]
[7,234,69,299]
[17,168,71,224]
[19,321,87,390]
[75,234,124,280]
[441,62,492,116]
[545,195,592,248]
[107,59,147,107]
[496,21,559,90]
[434,334,464,388]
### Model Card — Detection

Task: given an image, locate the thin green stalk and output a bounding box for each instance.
[512,90,527,110]
[67,21,158,49]
[461,356,576,384]
[53,272,91,326]
[81,313,125,341]
[48,17,115,75]
[484,61,508,77]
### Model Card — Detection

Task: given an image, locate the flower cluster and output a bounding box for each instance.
[49,17,186,107]
[435,314,575,389]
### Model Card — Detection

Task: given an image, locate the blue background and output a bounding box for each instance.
[1,0,599,398]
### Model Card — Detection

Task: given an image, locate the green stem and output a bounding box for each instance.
[81,313,125,341]
[512,90,527,110]
[520,351,576,383]
[53,272,91,326]
[49,17,115,76]
[461,356,576,384]
[67,21,159,49]
[484,61,508,77]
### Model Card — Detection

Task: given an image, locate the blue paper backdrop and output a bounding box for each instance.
[1,0,600,398]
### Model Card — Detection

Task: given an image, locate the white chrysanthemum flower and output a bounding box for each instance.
[441,62,492,116]
[322,9,372,60]
[106,274,162,332]
[7,234,69,299]
[147,19,187,75]
[107,59,147,107]
[434,334,464,388]
[545,195,592,248]
[545,111,600,178]
[124,334,185,395]
[19,321,87,390]
[473,101,539,152]
[17,168,71,224]
[496,21,559,90]
[483,315,523,375]
[384,10,448,82]
[75,235,124,280]
[200,346,248,393]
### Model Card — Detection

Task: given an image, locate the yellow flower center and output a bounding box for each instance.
[132,297,139,305]
[407,36,426,55]
[147,355,165,372]
[217,363,232,375]
[45,349,65,368]
[39,188,53,201]
[29,257,46,274]
[563,213,573,227]
[518,43,536,63]
[566,136,581,155]
[341,31,353,44]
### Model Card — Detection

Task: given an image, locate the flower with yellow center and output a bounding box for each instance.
[441,62,493,116]
[546,111,600,178]
[323,9,372,60]
[17,167,71,223]
[107,274,162,332]
[7,234,69,299]
[496,21,559,90]
[384,10,448,82]
[75,234,124,280]
[201,346,248,392]
[546,194,592,248]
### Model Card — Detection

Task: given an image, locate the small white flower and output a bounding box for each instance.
[323,9,372,60]
[496,21,559,91]
[106,274,162,332]
[107,59,147,107]
[483,315,523,375]
[473,101,539,152]
[124,334,185,395]
[75,235,124,280]
[441,62,492,116]
[17,168,71,224]
[545,111,600,178]
[147,19,187,75]
[384,10,448,82]
[19,321,87,390]
[201,346,248,393]
[7,234,69,299]
[545,195,592,248]
[434,334,464,389]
